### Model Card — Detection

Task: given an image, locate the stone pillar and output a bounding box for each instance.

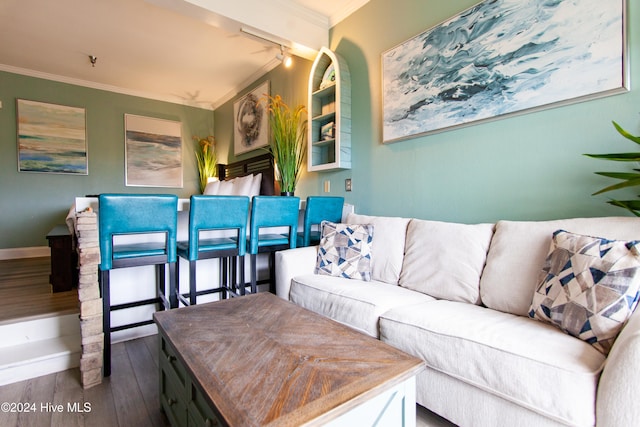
[75,208,103,388]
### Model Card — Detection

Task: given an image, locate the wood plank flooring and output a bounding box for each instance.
[0,334,450,427]
[0,335,171,427]
[0,256,453,427]
[0,257,79,324]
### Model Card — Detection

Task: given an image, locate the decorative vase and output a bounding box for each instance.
[281,191,295,197]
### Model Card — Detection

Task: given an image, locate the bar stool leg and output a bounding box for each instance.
[221,257,231,299]
[223,257,228,294]
[268,252,277,294]
[218,257,227,300]
[175,257,182,306]
[225,257,234,299]
[239,255,245,296]
[231,256,237,297]
[100,269,112,377]
[156,264,166,310]
[168,262,177,309]
[250,254,258,294]
[189,260,197,306]
[230,256,242,296]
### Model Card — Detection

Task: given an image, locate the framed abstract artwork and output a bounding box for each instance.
[234,80,270,155]
[124,114,183,187]
[16,99,88,174]
[382,0,628,143]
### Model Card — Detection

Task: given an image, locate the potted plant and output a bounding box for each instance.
[265,95,307,195]
[194,135,217,193]
[585,121,640,216]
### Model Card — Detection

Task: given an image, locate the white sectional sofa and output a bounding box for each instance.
[275,213,640,427]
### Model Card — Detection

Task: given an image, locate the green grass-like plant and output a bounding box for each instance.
[584,121,640,217]
[265,95,307,194]
[194,135,217,193]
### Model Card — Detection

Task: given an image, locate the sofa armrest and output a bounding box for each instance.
[596,307,640,426]
[275,246,318,300]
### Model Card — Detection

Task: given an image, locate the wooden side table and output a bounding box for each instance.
[46,225,78,292]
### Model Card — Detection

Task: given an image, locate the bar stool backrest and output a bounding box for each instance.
[98,194,178,270]
[249,196,300,254]
[187,195,250,260]
[302,196,345,246]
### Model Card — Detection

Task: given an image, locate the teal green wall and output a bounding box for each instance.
[3,0,639,249]
[315,0,640,222]
[0,71,213,249]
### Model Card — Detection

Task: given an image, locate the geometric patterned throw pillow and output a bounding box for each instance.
[315,221,373,281]
[529,230,640,355]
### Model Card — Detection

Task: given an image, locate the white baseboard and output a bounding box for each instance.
[0,315,81,386]
[0,246,50,260]
[0,334,81,386]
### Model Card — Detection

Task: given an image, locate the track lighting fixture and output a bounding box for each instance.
[277,45,292,68]
[238,27,294,68]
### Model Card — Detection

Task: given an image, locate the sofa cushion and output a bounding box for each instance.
[379,301,605,427]
[346,213,410,285]
[315,221,373,281]
[399,219,494,304]
[289,274,435,338]
[529,230,640,355]
[480,217,640,316]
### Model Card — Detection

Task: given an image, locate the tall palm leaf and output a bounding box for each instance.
[585,121,640,216]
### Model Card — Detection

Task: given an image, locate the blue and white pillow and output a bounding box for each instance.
[315,221,373,281]
[529,230,640,355]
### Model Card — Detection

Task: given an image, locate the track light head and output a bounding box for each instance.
[277,46,292,68]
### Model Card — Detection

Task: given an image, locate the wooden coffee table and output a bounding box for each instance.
[154,293,424,427]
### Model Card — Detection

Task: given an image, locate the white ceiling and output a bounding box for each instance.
[0,0,368,109]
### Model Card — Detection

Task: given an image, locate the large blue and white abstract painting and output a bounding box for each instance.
[382,0,627,143]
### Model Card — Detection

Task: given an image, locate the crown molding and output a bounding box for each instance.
[211,57,281,110]
[272,0,329,28]
[328,0,370,26]
[0,64,215,110]
[0,60,289,112]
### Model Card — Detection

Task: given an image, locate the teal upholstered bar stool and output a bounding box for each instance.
[98,194,178,377]
[176,195,250,304]
[247,195,300,294]
[297,196,344,247]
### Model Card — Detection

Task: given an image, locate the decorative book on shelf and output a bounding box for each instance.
[308,47,351,172]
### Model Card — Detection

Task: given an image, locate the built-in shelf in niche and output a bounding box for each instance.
[308,47,351,172]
